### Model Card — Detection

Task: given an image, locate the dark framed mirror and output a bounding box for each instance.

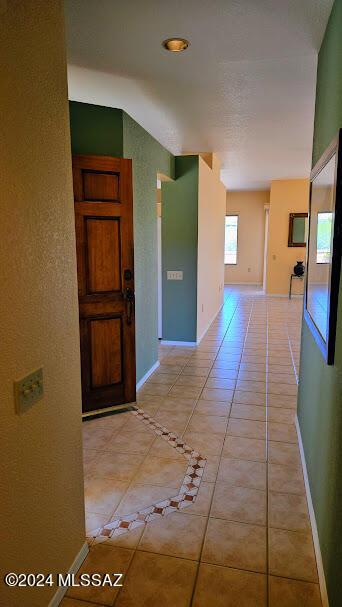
[288,213,308,247]
[304,129,342,364]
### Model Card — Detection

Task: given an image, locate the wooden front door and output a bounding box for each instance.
[73,155,136,413]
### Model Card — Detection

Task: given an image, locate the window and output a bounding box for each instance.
[225,215,238,264]
[316,212,333,264]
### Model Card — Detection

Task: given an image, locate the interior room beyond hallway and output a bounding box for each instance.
[225,181,310,298]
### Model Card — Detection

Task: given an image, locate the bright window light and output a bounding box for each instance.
[225,215,238,265]
[316,212,333,264]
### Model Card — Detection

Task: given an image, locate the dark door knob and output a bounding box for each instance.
[124,269,133,281]
[123,287,135,324]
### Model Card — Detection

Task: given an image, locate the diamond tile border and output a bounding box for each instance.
[89,406,207,542]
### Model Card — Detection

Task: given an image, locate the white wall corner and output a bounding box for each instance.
[196,301,224,345]
[48,542,89,607]
[295,417,329,607]
[136,361,160,391]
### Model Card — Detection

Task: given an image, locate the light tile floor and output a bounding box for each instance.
[64,286,322,607]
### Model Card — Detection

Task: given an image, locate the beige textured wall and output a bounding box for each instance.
[267,179,310,295]
[197,155,226,340]
[225,190,269,284]
[0,3,85,605]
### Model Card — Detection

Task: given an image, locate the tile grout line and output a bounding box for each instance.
[103,412,176,524]
[92,409,207,538]
[87,348,206,547]
[285,302,326,598]
[94,290,237,584]
[85,293,318,607]
[86,293,310,607]
[94,355,192,529]
[285,311,300,387]
[188,291,246,605]
[265,295,270,607]
[189,294,255,606]
[180,294,241,439]
[143,289,242,604]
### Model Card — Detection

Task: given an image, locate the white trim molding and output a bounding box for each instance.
[267,293,303,298]
[160,340,197,347]
[196,302,224,345]
[136,361,160,391]
[224,282,263,286]
[162,302,225,348]
[48,541,89,607]
[295,417,329,607]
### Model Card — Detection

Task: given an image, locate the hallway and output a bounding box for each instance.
[67,287,321,607]
[3,4,342,606]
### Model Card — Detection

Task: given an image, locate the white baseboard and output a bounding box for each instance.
[162,303,225,348]
[224,282,262,286]
[161,298,226,348]
[196,301,225,344]
[136,361,160,390]
[48,541,89,607]
[160,340,197,347]
[295,417,329,607]
[267,293,303,298]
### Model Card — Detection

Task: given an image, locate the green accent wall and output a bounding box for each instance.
[312,0,342,166]
[162,156,199,342]
[297,2,342,605]
[122,112,174,380]
[69,101,174,383]
[69,101,123,156]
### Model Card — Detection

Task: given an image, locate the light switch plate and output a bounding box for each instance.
[14,368,44,414]
[167,270,183,280]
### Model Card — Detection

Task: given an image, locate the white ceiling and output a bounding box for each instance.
[64,0,333,190]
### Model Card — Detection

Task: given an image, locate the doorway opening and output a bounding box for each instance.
[263,205,270,292]
[157,178,162,339]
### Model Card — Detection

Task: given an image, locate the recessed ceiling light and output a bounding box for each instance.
[162,38,189,52]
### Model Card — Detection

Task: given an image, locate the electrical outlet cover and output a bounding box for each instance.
[167,270,183,280]
[14,368,44,414]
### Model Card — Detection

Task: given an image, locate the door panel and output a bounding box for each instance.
[83,171,119,201]
[73,154,135,413]
[90,318,122,387]
[86,218,121,293]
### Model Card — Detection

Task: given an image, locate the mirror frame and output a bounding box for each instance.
[304,129,342,365]
[288,213,308,247]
